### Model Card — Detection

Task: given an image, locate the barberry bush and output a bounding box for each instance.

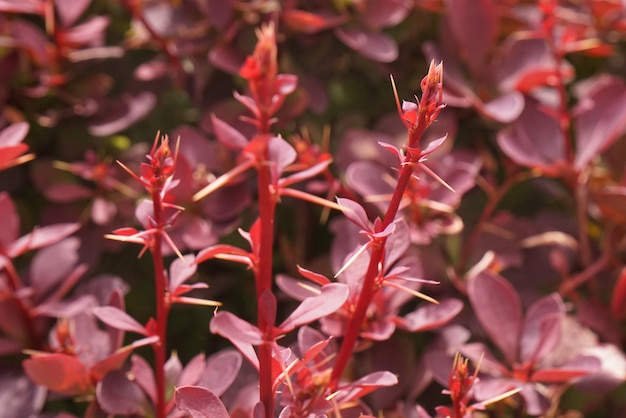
[1,0,626,417]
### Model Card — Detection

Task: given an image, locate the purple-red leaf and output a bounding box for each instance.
[446,0,498,74]
[0,122,29,146]
[169,254,197,293]
[130,355,157,404]
[496,98,566,174]
[96,370,147,415]
[197,350,242,396]
[211,114,248,150]
[574,76,626,170]
[175,386,229,418]
[519,293,564,364]
[334,27,398,63]
[55,0,92,27]
[361,0,411,29]
[468,271,522,364]
[210,311,263,345]
[396,298,463,332]
[336,197,370,232]
[479,91,525,123]
[92,306,147,336]
[267,136,297,179]
[279,283,349,333]
[8,223,81,258]
[276,274,321,301]
[88,92,156,137]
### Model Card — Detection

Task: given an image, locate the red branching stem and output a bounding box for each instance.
[541,2,593,270]
[558,250,612,296]
[150,187,169,418]
[121,0,185,88]
[458,171,532,274]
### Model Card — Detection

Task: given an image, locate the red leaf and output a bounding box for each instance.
[296,266,331,286]
[282,9,341,34]
[530,366,594,383]
[0,192,19,250]
[23,354,91,396]
[90,347,133,383]
[498,38,574,92]
[195,244,253,266]
[468,271,523,364]
[92,306,147,336]
[175,386,229,418]
[611,267,626,320]
[335,371,398,405]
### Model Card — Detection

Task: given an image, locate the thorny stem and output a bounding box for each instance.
[330,100,431,389]
[150,187,169,418]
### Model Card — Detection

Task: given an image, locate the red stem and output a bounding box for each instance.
[256,158,276,417]
[150,188,169,418]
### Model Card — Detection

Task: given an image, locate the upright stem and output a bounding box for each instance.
[330,119,428,388]
[256,156,276,417]
[151,188,168,418]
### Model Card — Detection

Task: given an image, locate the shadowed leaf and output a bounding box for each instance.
[468,272,522,364]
